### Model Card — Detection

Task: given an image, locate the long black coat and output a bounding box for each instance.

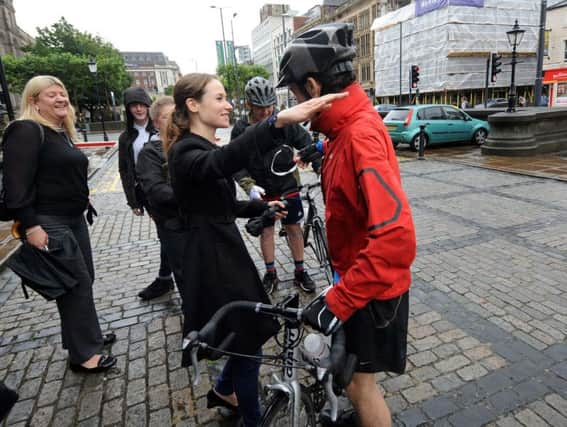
[168,122,284,365]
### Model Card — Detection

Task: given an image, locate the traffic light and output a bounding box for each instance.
[491,53,502,83]
[411,65,420,88]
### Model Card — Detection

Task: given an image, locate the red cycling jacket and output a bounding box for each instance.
[311,82,416,322]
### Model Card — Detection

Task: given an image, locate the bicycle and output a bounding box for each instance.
[183,293,357,427]
[279,182,334,286]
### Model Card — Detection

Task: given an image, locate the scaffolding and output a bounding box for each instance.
[372,0,542,104]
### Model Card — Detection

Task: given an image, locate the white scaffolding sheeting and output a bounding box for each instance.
[372,0,541,97]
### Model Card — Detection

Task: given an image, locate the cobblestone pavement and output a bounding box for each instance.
[1,146,567,426]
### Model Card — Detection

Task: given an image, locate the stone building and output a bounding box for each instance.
[120,52,181,95]
[0,0,33,57]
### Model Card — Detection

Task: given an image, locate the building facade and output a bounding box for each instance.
[236,45,252,64]
[373,0,542,107]
[0,0,32,57]
[121,52,181,95]
[293,0,411,102]
[543,0,567,107]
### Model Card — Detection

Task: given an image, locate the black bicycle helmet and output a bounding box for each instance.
[245,76,277,107]
[277,22,356,88]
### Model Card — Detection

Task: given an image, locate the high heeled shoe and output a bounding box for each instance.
[69,354,117,374]
[206,388,238,412]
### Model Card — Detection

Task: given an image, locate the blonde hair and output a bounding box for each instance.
[19,75,78,141]
[149,95,174,121]
[164,73,216,154]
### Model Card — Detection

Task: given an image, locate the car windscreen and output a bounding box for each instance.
[384,109,409,121]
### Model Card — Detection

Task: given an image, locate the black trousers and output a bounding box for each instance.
[155,221,187,303]
[37,214,103,364]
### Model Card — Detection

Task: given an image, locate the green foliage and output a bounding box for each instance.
[5,17,131,114]
[164,85,174,96]
[216,63,270,102]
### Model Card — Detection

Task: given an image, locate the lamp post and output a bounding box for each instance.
[281,13,291,108]
[506,20,525,113]
[230,13,241,115]
[87,57,109,141]
[211,5,228,66]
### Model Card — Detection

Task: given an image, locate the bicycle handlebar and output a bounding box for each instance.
[182,297,355,422]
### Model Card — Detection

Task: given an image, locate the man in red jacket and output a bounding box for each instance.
[278,23,416,427]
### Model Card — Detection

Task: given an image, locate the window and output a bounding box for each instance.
[564,40,567,61]
[419,107,445,120]
[372,4,379,20]
[443,107,465,120]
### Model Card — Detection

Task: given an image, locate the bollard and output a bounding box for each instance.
[417,124,426,160]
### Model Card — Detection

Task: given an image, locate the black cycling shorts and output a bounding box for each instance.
[264,193,304,226]
[343,291,409,374]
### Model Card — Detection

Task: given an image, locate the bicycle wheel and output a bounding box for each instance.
[260,388,317,427]
[312,217,334,286]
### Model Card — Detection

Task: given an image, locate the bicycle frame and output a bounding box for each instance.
[183,293,344,426]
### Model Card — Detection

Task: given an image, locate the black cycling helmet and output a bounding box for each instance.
[245,76,277,107]
[277,22,356,88]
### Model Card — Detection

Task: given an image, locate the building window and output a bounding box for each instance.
[564,40,567,60]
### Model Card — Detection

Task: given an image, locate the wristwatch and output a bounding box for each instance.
[267,111,279,127]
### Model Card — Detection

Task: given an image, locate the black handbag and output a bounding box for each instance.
[6,225,91,300]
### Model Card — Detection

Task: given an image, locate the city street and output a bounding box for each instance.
[1,146,567,426]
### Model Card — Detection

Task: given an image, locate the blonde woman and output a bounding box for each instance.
[3,75,116,373]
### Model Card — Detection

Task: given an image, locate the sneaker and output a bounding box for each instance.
[138,278,174,300]
[294,270,315,293]
[0,382,18,422]
[262,271,279,295]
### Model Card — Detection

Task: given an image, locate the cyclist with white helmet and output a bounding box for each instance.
[231,76,321,295]
[280,23,417,427]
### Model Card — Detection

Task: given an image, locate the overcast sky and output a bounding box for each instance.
[13,0,313,74]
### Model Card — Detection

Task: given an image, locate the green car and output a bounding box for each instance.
[383,104,490,150]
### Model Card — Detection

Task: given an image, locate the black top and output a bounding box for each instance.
[230,117,315,196]
[136,139,179,222]
[3,120,89,229]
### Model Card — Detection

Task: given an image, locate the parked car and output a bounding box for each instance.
[383,104,490,150]
[374,104,398,118]
[474,98,508,108]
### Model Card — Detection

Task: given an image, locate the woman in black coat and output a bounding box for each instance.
[166,73,345,426]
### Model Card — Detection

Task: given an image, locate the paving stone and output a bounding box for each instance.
[401,383,437,404]
[149,384,170,411]
[515,408,548,426]
[126,377,146,407]
[29,406,54,427]
[447,403,497,427]
[431,373,464,393]
[4,398,34,424]
[149,408,172,426]
[52,407,76,427]
[456,362,489,381]
[58,385,82,409]
[17,377,42,400]
[102,398,123,426]
[78,389,104,421]
[382,374,415,393]
[37,380,63,407]
[421,395,459,419]
[529,399,567,426]
[128,357,146,380]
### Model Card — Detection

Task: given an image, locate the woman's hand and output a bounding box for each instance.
[268,201,288,220]
[25,225,49,251]
[275,92,348,128]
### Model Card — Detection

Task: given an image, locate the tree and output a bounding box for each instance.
[216,63,270,103]
[3,17,131,117]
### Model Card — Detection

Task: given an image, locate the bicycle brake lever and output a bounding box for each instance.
[324,373,339,422]
[182,332,202,386]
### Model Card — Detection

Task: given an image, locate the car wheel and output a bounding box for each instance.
[410,134,428,151]
[473,128,488,146]
[392,140,400,149]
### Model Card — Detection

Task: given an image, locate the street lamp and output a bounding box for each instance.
[506,19,525,113]
[210,5,228,66]
[230,13,241,116]
[87,57,109,141]
[281,13,292,108]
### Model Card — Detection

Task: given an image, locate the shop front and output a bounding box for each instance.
[543,68,567,107]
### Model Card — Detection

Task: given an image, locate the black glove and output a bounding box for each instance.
[302,289,342,336]
[245,201,289,237]
[298,143,323,165]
